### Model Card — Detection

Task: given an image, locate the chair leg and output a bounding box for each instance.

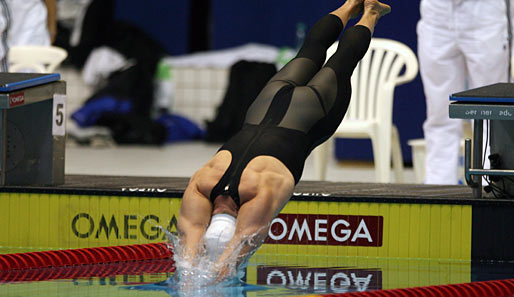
[371,133,391,183]
[313,140,329,181]
[391,126,404,183]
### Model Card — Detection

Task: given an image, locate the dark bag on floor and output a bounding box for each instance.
[204,60,277,142]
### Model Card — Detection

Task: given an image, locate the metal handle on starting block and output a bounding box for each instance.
[465,138,514,198]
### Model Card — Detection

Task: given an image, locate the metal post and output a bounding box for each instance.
[464,139,473,186]
[472,119,483,198]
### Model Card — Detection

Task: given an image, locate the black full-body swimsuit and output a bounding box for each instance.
[210,15,372,206]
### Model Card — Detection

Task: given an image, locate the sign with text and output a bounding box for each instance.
[9,92,24,107]
[265,214,383,247]
[257,266,382,293]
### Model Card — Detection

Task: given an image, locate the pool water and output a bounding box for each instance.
[1,252,513,297]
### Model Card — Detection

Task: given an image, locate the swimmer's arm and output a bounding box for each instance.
[215,190,289,280]
[177,184,213,259]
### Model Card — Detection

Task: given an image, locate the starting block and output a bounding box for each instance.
[450,83,514,198]
[0,73,66,185]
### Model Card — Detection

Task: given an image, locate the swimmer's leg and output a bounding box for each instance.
[356,0,391,35]
[325,1,390,77]
[268,0,364,86]
[248,1,364,122]
[306,0,390,119]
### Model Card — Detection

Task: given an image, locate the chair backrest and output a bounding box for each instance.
[326,38,418,122]
[8,45,68,73]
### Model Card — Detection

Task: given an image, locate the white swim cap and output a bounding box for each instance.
[203,214,236,261]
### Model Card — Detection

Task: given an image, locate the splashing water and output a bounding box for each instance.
[161,227,263,295]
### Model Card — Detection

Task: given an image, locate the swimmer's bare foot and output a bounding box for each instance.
[344,0,365,19]
[356,0,390,34]
[330,0,364,27]
[364,0,391,18]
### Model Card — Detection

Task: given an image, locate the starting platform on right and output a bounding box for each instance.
[450,83,514,199]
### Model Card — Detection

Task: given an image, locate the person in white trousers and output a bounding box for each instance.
[0,0,56,71]
[417,0,511,185]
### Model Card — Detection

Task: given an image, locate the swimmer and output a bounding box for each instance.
[177,0,391,281]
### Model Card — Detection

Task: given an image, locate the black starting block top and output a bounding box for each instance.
[450,83,514,104]
[0,73,60,92]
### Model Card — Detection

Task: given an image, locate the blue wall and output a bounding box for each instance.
[211,0,337,49]
[114,0,190,55]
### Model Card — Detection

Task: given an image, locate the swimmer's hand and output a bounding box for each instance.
[213,262,234,283]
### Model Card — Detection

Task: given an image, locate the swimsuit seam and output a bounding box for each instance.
[307,85,328,115]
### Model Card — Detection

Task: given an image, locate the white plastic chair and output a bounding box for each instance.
[313,38,419,183]
[8,45,68,73]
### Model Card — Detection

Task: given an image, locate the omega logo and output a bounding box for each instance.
[265,214,383,247]
[9,92,25,107]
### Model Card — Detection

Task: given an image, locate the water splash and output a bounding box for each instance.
[161,227,261,292]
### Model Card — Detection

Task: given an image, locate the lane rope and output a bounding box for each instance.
[306,278,514,297]
[0,242,173,271]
